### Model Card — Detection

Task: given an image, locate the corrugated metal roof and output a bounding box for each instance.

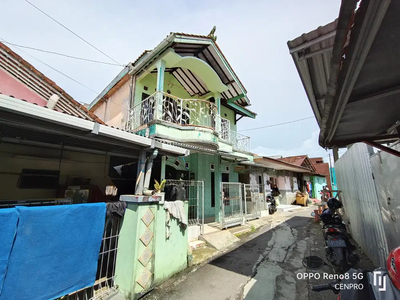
[287,19,338,125]
[0,42,105,124]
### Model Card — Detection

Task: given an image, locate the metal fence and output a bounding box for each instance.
[65,215,121,300]
[0,200,122,300]
[221,182,244,228]
[370,143,400,253]
[165,179,204,232]
[244,184,262,221]
[335,143,389,267]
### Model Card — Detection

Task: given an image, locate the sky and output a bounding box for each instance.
[2,0,345,164]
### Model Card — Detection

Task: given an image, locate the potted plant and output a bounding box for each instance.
[153,179,166,203]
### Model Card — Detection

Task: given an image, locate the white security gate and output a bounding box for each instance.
[221,182,244,228]
[244,184,262,221]
[165,179,205,233]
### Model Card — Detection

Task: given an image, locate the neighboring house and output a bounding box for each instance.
[0,42,190,299]
[277,155,327,200]
[0,41,188,203]
[309,157,332,191]
[0,42,104,123]
[89,30,257,222]
[251,155,315,205]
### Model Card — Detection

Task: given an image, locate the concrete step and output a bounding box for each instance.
[189,240,207,251]
[277,204,303,212]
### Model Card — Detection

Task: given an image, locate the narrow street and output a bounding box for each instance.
[142,207,374,300]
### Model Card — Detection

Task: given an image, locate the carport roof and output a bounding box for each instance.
[0,94,189,157]
[288,0,400,149]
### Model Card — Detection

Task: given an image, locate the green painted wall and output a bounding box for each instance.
[220,105,237,132]
[152,124,218,146]
[134,73,199,106]
[154,202,188,284]
[114,203,155,299]
[312,176,327,200]
[114,201,189,299]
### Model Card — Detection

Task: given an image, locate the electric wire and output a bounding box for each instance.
[239,116,315,132]
[1,40,123,66]
[1,38,99,95]
[25,0,121,65]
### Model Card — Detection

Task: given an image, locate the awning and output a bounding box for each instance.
[289,0,400,149]
[0,94,189,157]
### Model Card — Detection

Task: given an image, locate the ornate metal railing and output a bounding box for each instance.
[217,117,250,152]
[125,93,157,132]
[125,92,218,131]
[125,92,251,152]
[219,117,231,141]
[231,130,251,152]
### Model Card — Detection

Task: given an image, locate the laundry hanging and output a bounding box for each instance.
[0,203,106,300]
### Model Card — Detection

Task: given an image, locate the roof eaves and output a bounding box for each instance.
[255,156,314,172]
[0,42,105,125]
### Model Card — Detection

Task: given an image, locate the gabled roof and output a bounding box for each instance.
[278,155,316,172]
[253,155,314,173]
[89,31,256,118]
[0,42,104,124]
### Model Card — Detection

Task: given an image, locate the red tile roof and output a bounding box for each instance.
[278,155,308,166]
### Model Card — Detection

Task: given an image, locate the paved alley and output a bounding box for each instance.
[140,207,359,300]
[142,207,374,300]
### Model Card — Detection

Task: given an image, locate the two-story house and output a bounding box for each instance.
[89,30,257,222]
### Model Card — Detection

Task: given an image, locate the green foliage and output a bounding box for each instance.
[154,179,166,193]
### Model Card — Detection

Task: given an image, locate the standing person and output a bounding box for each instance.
[271,184,281,206]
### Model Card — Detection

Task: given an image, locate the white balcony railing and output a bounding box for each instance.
[218,117,251,152]
[125,92,251,152]
[125,91,218,131]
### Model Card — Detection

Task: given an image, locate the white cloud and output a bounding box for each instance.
[252,130,323,157]
[252,130,347,165]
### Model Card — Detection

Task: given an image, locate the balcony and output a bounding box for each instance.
[126,91,217,130]
[218,117,251,153]
[125,91,251,152]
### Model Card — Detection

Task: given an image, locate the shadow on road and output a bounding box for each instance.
[210,215,311,277]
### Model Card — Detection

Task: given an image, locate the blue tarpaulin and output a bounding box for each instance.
[0,208,19,295]
[0,203,106,300]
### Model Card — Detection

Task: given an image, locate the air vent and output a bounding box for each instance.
[144,86,148,91]
[210,164,215,170]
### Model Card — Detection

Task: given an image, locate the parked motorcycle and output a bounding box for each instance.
[313,198,360,273]
[302,256,375,300]
[267,194,277,215]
